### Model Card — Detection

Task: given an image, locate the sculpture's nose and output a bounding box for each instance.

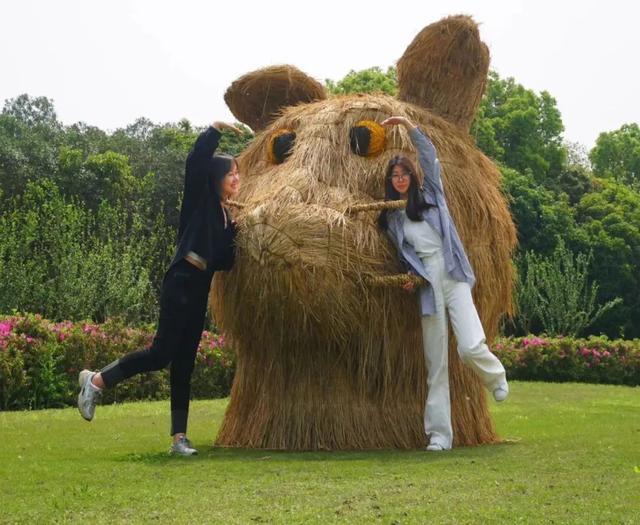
[243,204,302,267]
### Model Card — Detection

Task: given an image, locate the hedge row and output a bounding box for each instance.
[493,335,640,386]
[0,314,233,410]
[1,314,638,411]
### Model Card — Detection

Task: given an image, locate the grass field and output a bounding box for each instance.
[1,381,639,524]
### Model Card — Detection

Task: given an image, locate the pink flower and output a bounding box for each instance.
[0,321,13,336]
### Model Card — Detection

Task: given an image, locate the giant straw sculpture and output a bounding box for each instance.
[213,15,517,450]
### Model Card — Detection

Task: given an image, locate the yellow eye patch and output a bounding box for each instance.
[267,129,296,164]
[349,120,386,157]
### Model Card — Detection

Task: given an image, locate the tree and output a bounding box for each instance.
[590,123,640,187]
[83,151,137,207]
[553,164,594,206]
[472,72,566,185]
[0,95,62,200]
[572,178,640,337]
[500,166,578,255]
[2,94,60,131]
[325,67,398,96]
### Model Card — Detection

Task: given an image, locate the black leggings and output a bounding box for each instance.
[101,259,214,435]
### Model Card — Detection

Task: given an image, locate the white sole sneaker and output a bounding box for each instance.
[77,369,100,421]
[169,437,198,456]
[493,384,509,402]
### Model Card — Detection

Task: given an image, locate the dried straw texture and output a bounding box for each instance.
[212,94,516,450]
[397,15,490,131]
[366,274,426,288]
[225,65,327,132]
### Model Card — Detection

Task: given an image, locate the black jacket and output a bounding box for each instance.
[170,127,236,271]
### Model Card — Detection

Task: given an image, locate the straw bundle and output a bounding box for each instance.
[225,65,327,132]
[366,274,427,288]
[211,16,517,450]
[397,15,490,131]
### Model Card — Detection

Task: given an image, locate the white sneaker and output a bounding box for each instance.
[169,436,198,456]
[77,369,101,421]
[426,443,446,451]
[493,383,509,402]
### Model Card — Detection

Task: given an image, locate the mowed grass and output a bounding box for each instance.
[1,382,639,524]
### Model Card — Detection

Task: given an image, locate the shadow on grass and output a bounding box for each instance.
[117,439,518,466]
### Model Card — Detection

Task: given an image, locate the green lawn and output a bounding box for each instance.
[1,382,639,524]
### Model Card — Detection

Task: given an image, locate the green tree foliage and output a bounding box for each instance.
[84,151,138,207]
[590,123,640,187]
[472,72,566,184]
[572,178,640,337]
[0,94,253,324]
[500,167,577,255]
[0,179,171,322]
[553,164,594,206]
[0,95,61,199]
[325,67,398,96]
[1,85,638,337]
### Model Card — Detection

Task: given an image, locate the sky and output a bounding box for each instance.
[2,0,638,149]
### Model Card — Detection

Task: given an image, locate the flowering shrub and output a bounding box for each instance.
[2,314,639,411]
[0,313,235,410]
[493,335,640,385]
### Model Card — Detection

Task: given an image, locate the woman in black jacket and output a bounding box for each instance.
[77,121,243,456]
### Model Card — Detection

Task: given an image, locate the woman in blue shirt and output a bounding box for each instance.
[378,116,509,451]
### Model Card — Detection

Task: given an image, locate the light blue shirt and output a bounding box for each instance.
[385,127,476,316]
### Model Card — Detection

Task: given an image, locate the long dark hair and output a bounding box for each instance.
[377,155,431,230]
[209,154,237,198]
[208,154,237,229]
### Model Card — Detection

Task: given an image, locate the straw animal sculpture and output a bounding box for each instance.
[212,15,517,450]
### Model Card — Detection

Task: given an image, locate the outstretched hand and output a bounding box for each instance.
[403,272,416,293]
[381,116,416,129]
[213,121,246,135]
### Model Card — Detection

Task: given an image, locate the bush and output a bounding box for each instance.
[0,313,235,411]
[493,335,640,385]
[509,240,621,337]
[3,314,639,412]
[0,179,174,324]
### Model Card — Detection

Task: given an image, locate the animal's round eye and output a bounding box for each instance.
[349,120,386,157]
[268,129,296,164]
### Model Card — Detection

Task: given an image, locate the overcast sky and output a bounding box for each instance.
[2,0,638,148]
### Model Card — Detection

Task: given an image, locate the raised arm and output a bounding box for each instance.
[179,121,243,238]
[185,121,243,192]
[408,127,443,195]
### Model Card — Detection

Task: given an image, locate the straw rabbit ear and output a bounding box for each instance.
[225,65,327,132]
[396,15,490,131]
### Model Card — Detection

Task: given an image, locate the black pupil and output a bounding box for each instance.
[350,126,371,156]
[272,133,296,163]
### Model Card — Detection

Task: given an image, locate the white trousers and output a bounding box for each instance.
[420,252,506,449]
